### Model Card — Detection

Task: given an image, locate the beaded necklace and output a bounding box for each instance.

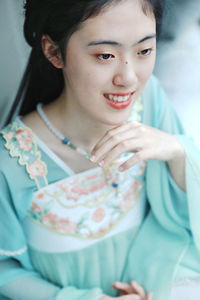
[37,97,143,159]
[37,103,91,159]
[36,98,143,195]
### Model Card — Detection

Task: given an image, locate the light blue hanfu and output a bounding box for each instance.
[0,75,200,300]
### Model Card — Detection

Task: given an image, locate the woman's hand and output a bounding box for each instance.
[112,281,153,300]
[99,280,153,300]
[90,121,184,172]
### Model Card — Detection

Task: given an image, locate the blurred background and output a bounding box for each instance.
[0,0,200,145]
[154,0,200,146]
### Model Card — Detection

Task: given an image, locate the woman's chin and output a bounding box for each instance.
[100,114,131,127]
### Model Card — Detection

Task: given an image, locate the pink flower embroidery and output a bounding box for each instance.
[59,219,77,234]
[31,202,42,213]
[67,195,79,201]
[119,200,132,212]
[16,129,33,152]
[71,187,83,194]
[57,183,69,193]
[92,208,106,223]
[137,161,146,176]
[86,173,98,180]
[4,130,14,141]
[37,193,44,199]
[27,160,46,178]
[42,212,58,225]
[99,181,107,189]
[82,189,89,195]
[71,186,89,196]
[88,232,95,238]
[132,180,141,193]
[90,185,99,192]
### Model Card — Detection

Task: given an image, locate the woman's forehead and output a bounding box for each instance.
[73,0,156,46]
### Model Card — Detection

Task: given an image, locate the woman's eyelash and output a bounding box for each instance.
[137,48,153,56]
[97,54,114,60]
[95,48,153,61]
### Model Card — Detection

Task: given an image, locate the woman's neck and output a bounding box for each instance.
[44,92,113,153]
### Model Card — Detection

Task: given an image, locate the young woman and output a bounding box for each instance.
[0,0,199,299]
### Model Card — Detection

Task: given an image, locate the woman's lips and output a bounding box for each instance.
[104,92,134,110]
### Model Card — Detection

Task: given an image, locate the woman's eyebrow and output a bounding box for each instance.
[87,40,122,46]
[135,34,156,45]
[87,34,156,47]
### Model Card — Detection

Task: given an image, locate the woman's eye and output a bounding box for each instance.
[97,54,114,60]
[137,48,153,56]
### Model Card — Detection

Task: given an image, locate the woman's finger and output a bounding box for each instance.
[118,295,141,300]
[91,130,138,164]
[112,281,134,294]
[91,123,128,154]
[98,139,143,168]
[130,281,145,298]
[91,121,140,158]
[118,151,149,171]
[146,292,153,300]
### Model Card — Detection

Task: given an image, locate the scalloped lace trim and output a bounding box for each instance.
[1,122,48,189]
[0,245,27,256]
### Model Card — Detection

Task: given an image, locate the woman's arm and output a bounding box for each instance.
[0,166,103,300]
[0,259,59,300]
[167,142,186,191]
[0,259,103,300]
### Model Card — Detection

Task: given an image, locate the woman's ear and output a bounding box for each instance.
[41,34,64,69]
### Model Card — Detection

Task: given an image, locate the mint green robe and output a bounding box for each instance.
[0,75,200,300]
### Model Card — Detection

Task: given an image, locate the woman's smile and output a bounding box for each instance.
[61,0,156,126]
[104,92,135,109]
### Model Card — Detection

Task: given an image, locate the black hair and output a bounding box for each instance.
[6,0,165,124]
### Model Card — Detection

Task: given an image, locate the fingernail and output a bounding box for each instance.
[90,155,96,162]
[113,281,121,288]
[99,160,105,167]
[119,166,124,172]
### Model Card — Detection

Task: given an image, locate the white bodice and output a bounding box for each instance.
[23,155,147,253]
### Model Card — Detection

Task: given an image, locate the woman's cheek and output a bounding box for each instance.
[85,67,111,90]
[140,60,155,83]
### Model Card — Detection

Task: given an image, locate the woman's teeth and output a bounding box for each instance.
[106,94,130,102]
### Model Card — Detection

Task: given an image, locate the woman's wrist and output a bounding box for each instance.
[167,135,185,162]
[167,138,186,191]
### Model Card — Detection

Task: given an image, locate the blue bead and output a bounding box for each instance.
[112,182,119,188]
[62,138,69,145]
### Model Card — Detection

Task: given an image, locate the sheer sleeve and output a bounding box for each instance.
[0,259,59,300]
[0,162,59,300]
[0,133,103,300]
[0,259,103,300]
[122,75,200,300]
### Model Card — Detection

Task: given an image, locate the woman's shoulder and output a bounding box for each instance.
[0,122,38,251]
[0,121,30,175]
[0,120,36,161]
[0,120,48,187]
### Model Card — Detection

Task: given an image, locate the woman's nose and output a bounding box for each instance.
[112,61,138,88]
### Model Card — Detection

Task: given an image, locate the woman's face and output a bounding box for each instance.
[63,0,156,126]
